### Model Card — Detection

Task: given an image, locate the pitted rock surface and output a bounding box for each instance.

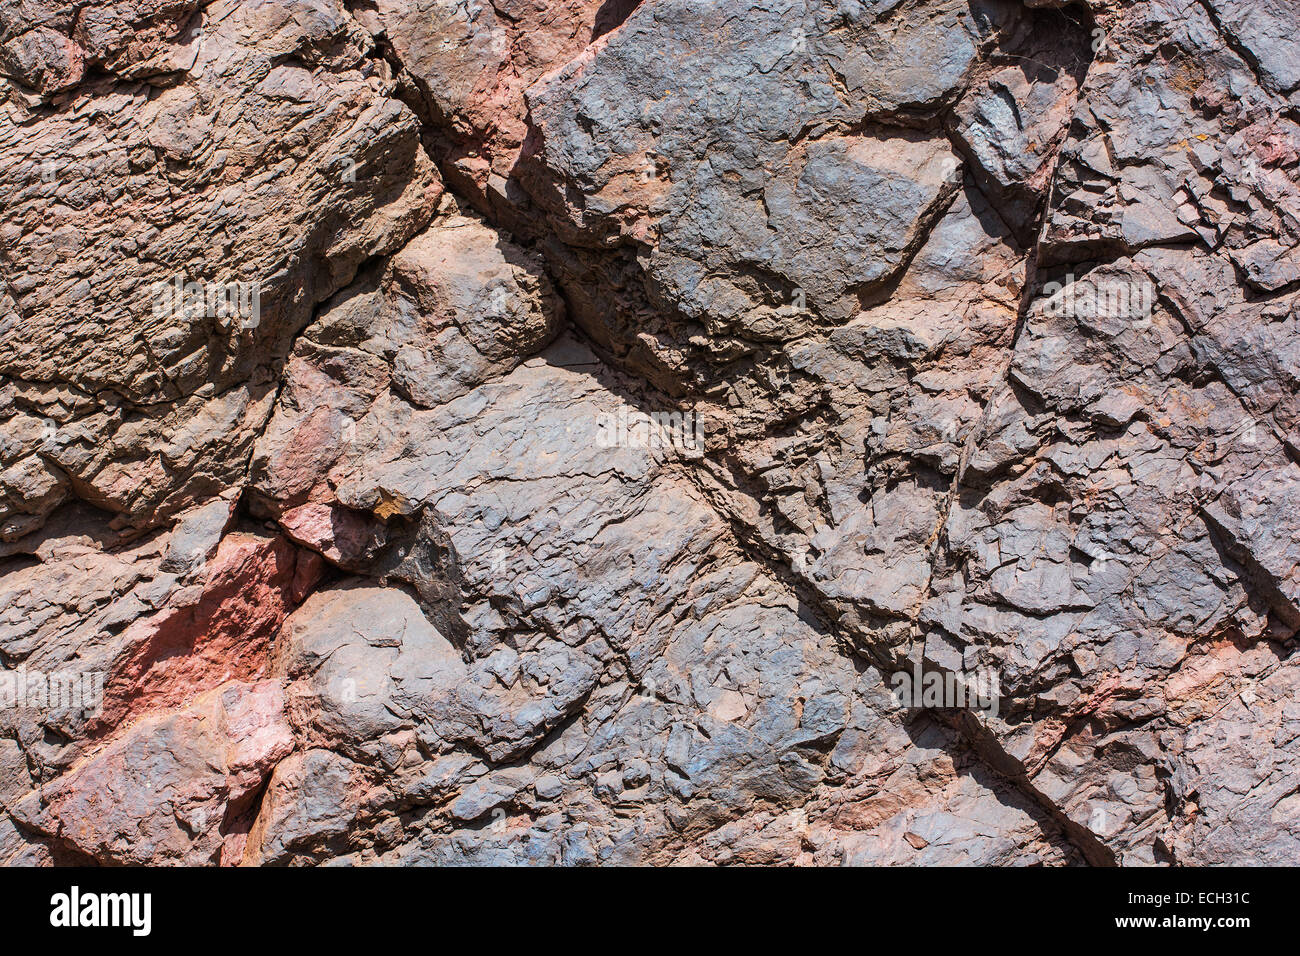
[3,0,1299,866]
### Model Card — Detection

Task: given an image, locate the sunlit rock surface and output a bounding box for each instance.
[3,0,1299,866]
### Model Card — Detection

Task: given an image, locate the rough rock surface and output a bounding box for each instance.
[2,0,1299,866]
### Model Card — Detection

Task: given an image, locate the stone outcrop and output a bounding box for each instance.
[2,0,1299,866]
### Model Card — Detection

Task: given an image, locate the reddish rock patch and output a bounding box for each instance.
[13,680,295,866]
[92,532,323,736]
[280,503,387,570]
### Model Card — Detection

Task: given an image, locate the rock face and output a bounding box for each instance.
[2,0,1299,866]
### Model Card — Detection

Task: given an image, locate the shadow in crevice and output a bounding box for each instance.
[592,0,643,41]
[905,710,1094,865]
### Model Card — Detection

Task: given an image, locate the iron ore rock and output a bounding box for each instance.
[2,0,1299,866]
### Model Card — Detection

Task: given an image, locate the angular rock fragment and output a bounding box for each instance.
[0,0,442,534]
[11,680,293,866]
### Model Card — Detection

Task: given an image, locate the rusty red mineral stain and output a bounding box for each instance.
[91,533,323,736]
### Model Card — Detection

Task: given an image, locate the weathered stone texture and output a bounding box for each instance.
[3,0,1300,866]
